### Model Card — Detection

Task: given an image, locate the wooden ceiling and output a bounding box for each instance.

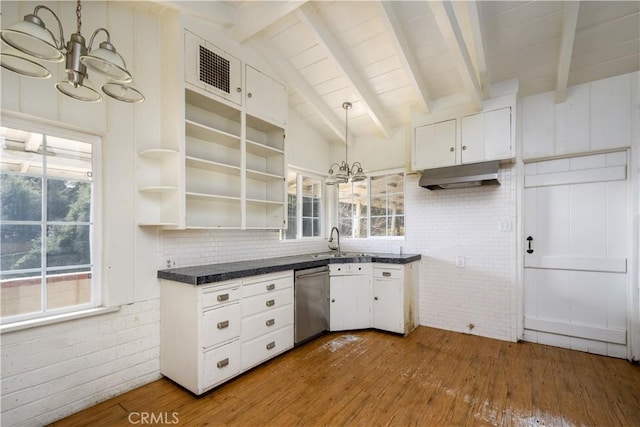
[159,1,640,143]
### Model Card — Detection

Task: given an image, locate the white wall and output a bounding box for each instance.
[1,2,163,425]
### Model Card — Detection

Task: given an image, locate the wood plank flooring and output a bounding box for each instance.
[52,326,640,426]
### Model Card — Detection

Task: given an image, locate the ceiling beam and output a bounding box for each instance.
[464,1,491,99]
[296,4,392,138]
[555,1,580,103]
[428,0,483,110]
[377,1,431,114]
[231,1,308,44]
[249,38,347,143]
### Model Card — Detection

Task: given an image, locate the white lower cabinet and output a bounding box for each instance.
[372,262,419,336]
[329,264,372,331]
[241,271,294,370]
[160,270,293,395]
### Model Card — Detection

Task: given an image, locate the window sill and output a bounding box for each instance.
[0,306,120,334]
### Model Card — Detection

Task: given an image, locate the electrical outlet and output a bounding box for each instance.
[455,256,465,268]
[166,259,176,268]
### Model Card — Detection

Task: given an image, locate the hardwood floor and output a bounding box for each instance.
[52,327,640,426]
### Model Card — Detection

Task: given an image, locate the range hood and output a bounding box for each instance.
[419,160,501,190]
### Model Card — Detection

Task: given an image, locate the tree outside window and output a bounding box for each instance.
[0,125,96,322]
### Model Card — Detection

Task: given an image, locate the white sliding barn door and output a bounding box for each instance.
[523,152,629,358]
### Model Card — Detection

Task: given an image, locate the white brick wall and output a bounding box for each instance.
[1,299,160,426]
[159,229,328,268]
[341,168,518,342]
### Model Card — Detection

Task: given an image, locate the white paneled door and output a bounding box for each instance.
[523,152,629,358]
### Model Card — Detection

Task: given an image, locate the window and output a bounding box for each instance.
[0,124,99,323]
[338,171,405,238]
[283,170,322,240]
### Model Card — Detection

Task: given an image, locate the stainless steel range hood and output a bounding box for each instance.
[419,160,501,190]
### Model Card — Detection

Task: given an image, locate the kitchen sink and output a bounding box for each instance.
[309,252,373,258]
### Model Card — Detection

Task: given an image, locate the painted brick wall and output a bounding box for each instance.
[1,300,160,426]
[159,230,329,268]
[340,168,518,342]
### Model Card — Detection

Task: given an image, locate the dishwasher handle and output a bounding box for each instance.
[295,270,329,280]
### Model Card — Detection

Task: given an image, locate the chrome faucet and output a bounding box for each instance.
[328,226,340,253]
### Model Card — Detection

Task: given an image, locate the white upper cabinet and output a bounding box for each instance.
[461,107,512,163]
[413,106,513,170]
[413,119,456,169]
[245,65,287,127]
[184,31,242,105]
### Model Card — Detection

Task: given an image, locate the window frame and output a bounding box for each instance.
[283,168,324,241]
[0,116,102,325]
[338,168,406,240]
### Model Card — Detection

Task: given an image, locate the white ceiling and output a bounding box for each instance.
[159,1,640,144]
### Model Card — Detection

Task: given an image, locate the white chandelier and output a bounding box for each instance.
[326,102,366,185]
[0,0,144,103]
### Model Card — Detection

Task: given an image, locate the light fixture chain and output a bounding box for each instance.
[76,0,82,34]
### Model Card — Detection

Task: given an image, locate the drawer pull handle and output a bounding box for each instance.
[266,341,276,350]
[266,283,276,291]
[266,299,275,307]
[217,320,229,329]
[266,318,275,327]
[382,272,391,277]
[217,358,229,368]
[217,294,229,302]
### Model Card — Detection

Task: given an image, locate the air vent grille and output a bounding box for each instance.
[199,45,230,94]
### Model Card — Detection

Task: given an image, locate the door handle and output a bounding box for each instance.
[526,236,534,254]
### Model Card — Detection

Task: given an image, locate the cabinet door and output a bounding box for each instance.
[373,279,404,333]
[413,119,456,170]
[330,276,371,331]
[460,112,484,163]
[461,107,512,163]
[484,107,512,160]
[246,65,287,126]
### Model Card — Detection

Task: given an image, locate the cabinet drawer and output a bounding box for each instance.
[373,266,403,280]
[202,303,241,348]
[241,325,293,370]
[241,288,293,317]
[202,284,241,309]
[242,273,292,298]
[241,305,293,342]
[202,340,241,390]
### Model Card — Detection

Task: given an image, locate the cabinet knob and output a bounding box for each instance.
[236,87,241,93]
[374,296,378,301]
[331,299,335,303]
[462,145,467,150]
[450,147,455,152]
[248,92,252,98]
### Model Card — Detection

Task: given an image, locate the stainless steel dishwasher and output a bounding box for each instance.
[294,265,330,345]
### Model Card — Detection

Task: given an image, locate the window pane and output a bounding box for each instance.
[370,216,386,237]
[46,269,91,310]
[0,224,42,270]
[339,219,353,236]
[389,193,404,215]
[0,174,42,221]
[355,218,368,239]
[0,272,42,317]
[312,219,321,237]
[302,196,313,217]
[370,196,386,216]
[389,216,404,237]
[285,172,297,240]
[47,179,91,222]
[46,225,91,267]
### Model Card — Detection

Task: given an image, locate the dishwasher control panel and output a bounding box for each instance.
[329,263,372,276]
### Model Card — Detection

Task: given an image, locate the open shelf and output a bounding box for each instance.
[139,186,179,193]
[138,148,179,159]
[185,120,240,147]
[186,157,241,175]
[246,168,284,181]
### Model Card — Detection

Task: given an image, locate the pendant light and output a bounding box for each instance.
[326,102,367,185]
[0,0,144,103]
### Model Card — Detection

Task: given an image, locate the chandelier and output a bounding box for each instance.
[0,0,144,103]
[326,102,366,185]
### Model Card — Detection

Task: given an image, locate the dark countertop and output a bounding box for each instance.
[157,252,421,285]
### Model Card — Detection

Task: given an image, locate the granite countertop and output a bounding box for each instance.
[157,252,421,285]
